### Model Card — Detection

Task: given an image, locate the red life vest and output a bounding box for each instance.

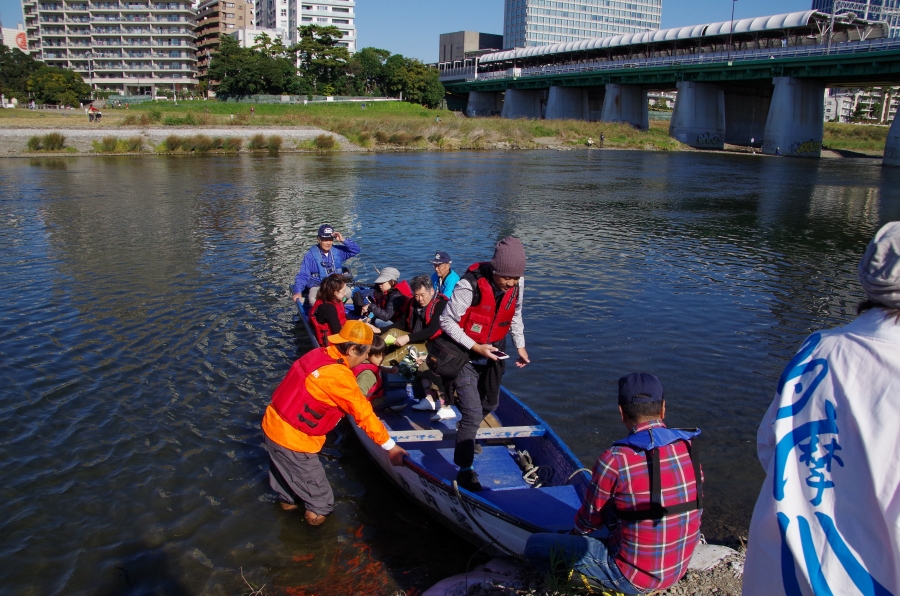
[352,362,384,401]
[405,293,449,341]
[270,348,346,436]
[392,280,413,323]
[309,298,347,347]
[458,262,518,344]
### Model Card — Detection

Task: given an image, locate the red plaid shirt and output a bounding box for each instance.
[575,420,702,591]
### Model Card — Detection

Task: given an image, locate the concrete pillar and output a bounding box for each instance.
[669,81,725,149]
[466,91,502,117]
[501,88,545,119]
[723,84,773,146]
[546,86,588,120]
[884,114,900,167]
[586,87,605,121]
[600,84,648,129]
[762,77,825,157]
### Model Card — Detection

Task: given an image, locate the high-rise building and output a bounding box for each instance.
[21,0,198,96]
[195,0,254,80]
[255,0,355,51]
[504,0,662,48]
[812,0,900,37]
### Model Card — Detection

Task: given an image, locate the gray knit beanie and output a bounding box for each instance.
[490,236,526,277]
[858,221,900,309]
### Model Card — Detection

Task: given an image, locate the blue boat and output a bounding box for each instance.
[296,301,592,556]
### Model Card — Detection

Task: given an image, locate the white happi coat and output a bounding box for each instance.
[743,308,900,596]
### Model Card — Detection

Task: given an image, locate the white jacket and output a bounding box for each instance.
[743,308,900,596]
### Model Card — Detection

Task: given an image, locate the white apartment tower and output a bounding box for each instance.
[21,0,198,95]
[504,0,662,48]
[256,0,355,51]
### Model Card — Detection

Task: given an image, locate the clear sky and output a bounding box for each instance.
[2,0,813,61]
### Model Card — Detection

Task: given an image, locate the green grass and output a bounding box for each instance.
[824,122,890,154]
[26,133,67,152]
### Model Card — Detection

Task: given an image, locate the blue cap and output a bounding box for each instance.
[618,373,664,405]
[317,224,334,239]
[430,251,452,265]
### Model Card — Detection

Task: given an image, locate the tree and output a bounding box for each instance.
[208,34,305,96]
[0,45,42,100]
[27,65,91,106]
[383,54,445,108]
[292,25,350,94]
[344,47,390,96]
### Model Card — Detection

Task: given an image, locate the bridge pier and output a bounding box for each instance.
[501,88,546,119]
[884,115,900,167]
[466,91,503,117]
[669,82,725,149]
[601,84,648,129]
[762,77,825,157]
[546,86,587,120]
[724,84,773,147]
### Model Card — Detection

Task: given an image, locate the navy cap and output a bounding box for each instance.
[430,251,452,265]
[617,373,664,405]
[317,224,334,239]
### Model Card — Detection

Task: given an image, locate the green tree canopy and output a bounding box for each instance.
[209,34,305,96]
[291,25,350,94]
[342,46,390,96]
[383,54,445,109]
[0,45,42,100]
[27,65,91,105]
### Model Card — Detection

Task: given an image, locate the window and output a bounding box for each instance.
[316,17,327,21]
[332,18,347,23]
[224,2,233,6]
[225,22,234,27]
[224,12,234,18]
[332,6,348,11]
[301,16,311,20]
[280,8,286,15]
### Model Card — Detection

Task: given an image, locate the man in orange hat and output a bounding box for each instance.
[262,320,408,525]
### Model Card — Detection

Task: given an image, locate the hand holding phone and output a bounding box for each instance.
[493,351,510,360]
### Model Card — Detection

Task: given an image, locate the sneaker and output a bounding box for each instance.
[411,395,438,411]
[456,469,483,492]
[430,406,458,421]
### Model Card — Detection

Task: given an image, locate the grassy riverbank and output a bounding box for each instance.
[823,122,891,155]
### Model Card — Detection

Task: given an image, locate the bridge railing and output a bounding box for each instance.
[440,38,900,83]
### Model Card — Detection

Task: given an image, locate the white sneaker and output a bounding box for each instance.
[431,406,459,421]
[411,395,438,411]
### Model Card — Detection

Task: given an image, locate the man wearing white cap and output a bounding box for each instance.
[743,222,900,595]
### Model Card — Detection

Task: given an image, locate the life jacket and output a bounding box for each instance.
[405,293,449,341]
[611,427,703,521]
[306,246,344,284]
[458,263,518,344]
[352,362,384,401]
[270,348,346,436]
[309,298,347,347]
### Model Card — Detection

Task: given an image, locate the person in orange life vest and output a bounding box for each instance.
[308,274,350,347]
[437,237,530,492]
[262,321,408,526]
[361,267,412,327]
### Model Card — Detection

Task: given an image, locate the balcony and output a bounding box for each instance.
[66,4,90,10]
[93,26,122,32]
[92,2,120,6]
[39,4,65,9]
[124,27,152,33]
[39,16,65,22]
[43,51,67,58]
[123,40,152,45]
[66,16,91,22]
[121,2,149,8]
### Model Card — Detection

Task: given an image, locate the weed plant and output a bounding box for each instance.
[267,135,283,153]
[314,134,336,150]
[26,133,67,151]
[248,134,267,150]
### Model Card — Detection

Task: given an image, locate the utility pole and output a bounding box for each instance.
[727,0,738,63]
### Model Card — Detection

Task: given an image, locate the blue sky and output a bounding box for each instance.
[2,0,812,61]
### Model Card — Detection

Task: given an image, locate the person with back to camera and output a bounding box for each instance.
[431,251,460,299]
[261,320,408,526]
[308,273,350,347]
[291,224,360,305]
[430,237,530,492]
[525,373,703,594]
[742,221,900,596]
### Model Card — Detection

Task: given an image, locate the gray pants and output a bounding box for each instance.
[265,436,334,516]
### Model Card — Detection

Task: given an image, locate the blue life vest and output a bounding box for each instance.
[611,427,703,521]
[307,246,344,282]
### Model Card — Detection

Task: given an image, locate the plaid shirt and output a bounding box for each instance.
[575,420,702,591]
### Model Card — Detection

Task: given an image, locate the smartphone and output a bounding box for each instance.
[365,296,373,304]
[493,351,510,360]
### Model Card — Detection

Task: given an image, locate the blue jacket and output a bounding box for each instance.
[292,239,361,294]
[431,269,460,298]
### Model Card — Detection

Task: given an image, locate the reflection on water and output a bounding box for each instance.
[0,151,896,595]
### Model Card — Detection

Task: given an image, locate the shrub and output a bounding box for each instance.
[314,134,335,150]
[164,135,181,151]
[148,109,162,123]
[123,136,144,152]
[122,115,139,125]
[211,137,224,150]
[248,134,267,150]
[162,113,197,126]
[183,135,214,152]
[268,135,283,154]
[223,137,243,151]
[428,133,443,143]
[27,136,42,151]
[99,136,118,152]
[374,130,389,144]
[389,132,414,146]
[533,125,556,137]
[357,131,372,146]
[42,133,66,151]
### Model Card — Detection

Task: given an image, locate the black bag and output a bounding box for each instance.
[426,336,469,379]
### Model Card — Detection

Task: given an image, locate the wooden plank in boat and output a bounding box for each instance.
[390,425,545,443]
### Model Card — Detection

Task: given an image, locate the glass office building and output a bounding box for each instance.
[504,0,663,48]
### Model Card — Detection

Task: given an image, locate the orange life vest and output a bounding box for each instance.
[270,348,346,436]
[352,362,384,401]
[309,298,347,346]
[458,262,518,344]
[405,293,449,341]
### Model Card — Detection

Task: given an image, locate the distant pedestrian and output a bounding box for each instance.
[600,132,605,147]
[775,147,781,156]
[750,137,756,154]
[435,116,441,123]
[251,106,255,116]
[587,137,594,147]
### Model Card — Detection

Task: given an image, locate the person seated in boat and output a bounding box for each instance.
[431,237,530,492]
[291,224,360,305]
[524,373,703,595]
[308,274,350,347]
[262,320,408,526]
[430,251,460,298]
[353,334,389,407]
[361,267,411,327]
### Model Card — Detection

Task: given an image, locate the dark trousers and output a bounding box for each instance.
[265,436,334,515]
[452,359,504,469]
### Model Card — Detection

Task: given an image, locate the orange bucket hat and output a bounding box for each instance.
[328,320,374,346]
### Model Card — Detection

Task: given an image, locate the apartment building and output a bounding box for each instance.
[504,0,662,48]
[256,0,355,52]
[825,87,898,122]
[195,0,253,79]
[21,0,198,96]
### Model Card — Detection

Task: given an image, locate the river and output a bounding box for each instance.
[0,151,897,595]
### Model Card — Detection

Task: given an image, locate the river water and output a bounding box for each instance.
[0,151,897,595]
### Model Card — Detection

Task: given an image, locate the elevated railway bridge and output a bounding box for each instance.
[438,10,900,164]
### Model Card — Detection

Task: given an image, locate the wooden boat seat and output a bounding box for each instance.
[404,446,532,491]
[478,485,584,531]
